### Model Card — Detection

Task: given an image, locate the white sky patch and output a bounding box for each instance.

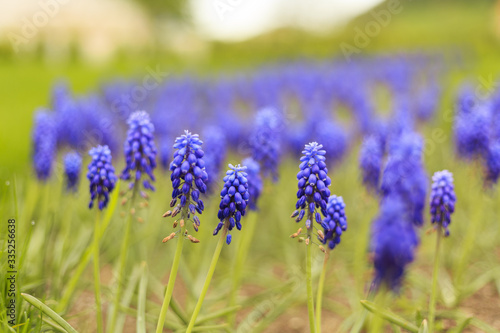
[189,0,385,41]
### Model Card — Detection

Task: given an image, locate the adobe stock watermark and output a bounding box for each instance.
[110,65,169,119]
[213,0,245,21]
[8,0,70,53]
[339,0,409,61]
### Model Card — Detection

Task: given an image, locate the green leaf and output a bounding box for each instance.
[196,305,241,325]
[21,293,78,333]
[453,317,473,333]
[360,300,419,333]
[418,319,428,333]
[136,262,148,333]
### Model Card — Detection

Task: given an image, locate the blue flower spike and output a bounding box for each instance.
[320,195,347,251]
[87,145,118,210]
[213,164,250,245]
[290,142,331,251]
[162,131,208,243]
[430,170,457,237]
[64,151,82,192]
[121,111,157,198]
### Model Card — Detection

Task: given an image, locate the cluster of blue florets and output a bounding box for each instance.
[87,145,118,210]
[359,136,384,193]
[202,126,227,192]
[214,164,250,245]
[250,107,283,181]
[320,195,347,250]
[32,111,57,181]
[291,142,331,230]
[429,170,456,236]
[371,195,419,291]
[169,131,208,228]
[121,111,157,192]
[64,151,82,192]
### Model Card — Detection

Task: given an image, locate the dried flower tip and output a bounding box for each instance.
[290,232,299,239]
[318,230,325,240]
[173,220,178,228]
[140,191,149,199]
[298,237,305,243]
[172,207,180,217]
[162,232,176,243]
[130,208,136,215]
[120,190,126,196]
[121,198,128,206]
[305,238,310,245]
[179,219,185,228]
[187,235,200,243]
[319,245,327,254]
[137,217,144,223]
[193,224,199,232]
[162,210,172,217]
[297,227,302,234]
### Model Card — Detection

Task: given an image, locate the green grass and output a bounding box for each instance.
[2,1,500,332]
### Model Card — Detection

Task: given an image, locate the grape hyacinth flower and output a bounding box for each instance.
[87,145,118,210]
[291,142,331,232]
[164,130,208,234]
[429,170,456,236]
[121,111,157,192]
[290,142,331,333]
[202,126,227,192]
[250,107,283,181]
[242,157,263,210]
[64,151,82,192]
[454,103,491,160]
[32,110,57,181]
[213,164,250,245]
[371,195,419,291]
[320,195,347,250]
[359,136,384,193]
[381,133,427,226]
[185,164,250,332]
[157,131,208,332]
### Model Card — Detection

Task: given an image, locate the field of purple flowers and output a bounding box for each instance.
[2,28,500,332]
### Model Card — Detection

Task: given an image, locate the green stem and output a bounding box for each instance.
[315,253,328,333]
[156,223,187,333]
[186,221,228,333]
[228,212,258,326]
[306,232,317,333]
[109,187,137,333]
[93,211,103,333]
[429,226,443,333]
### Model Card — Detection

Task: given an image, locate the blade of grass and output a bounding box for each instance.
[137,262,148,333]
[360,300,419,333]
[21,293,77,333]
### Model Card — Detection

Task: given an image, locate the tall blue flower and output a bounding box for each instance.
[87,145,118,210]
[121,111,157,192]
[371,195,419,291]
[242,157,263,210]
[250,107,283,181]
[168,131,208,229]
[381,133,427,226]
[320,195,347,250]
[359,136,384,193]
[430,170,456,236]
[214,164,250,245]
[32,110,57,181]
[64,151,82,192]
[291,142,331,230]
[202,126,227,192]
[454,103,491,160]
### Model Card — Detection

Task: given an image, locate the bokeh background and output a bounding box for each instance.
[0,0,498,173]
